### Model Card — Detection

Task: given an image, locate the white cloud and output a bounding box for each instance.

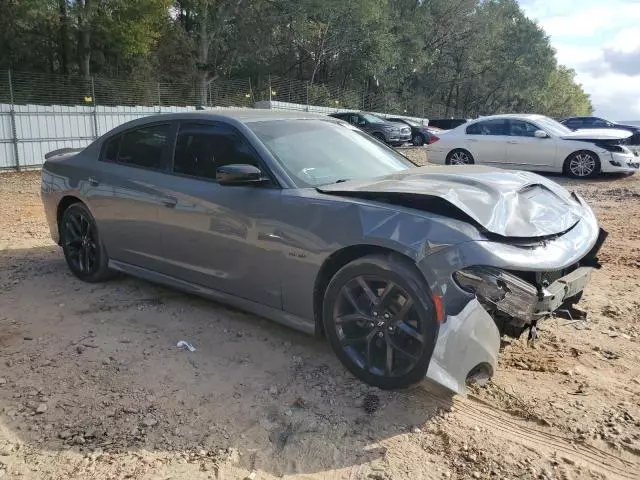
[519,0,640,120]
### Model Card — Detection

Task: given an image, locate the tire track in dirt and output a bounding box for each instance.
[457,394,638,479]
[413,386,637,479]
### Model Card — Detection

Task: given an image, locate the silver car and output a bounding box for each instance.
[40,110,605,394]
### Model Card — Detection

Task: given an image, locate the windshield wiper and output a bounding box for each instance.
[334,178,350,183]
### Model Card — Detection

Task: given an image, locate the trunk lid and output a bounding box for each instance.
[317,166,586,238]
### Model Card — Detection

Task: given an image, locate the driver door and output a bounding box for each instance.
[152,121,283,308]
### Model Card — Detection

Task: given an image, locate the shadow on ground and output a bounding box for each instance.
[0,246,454,478]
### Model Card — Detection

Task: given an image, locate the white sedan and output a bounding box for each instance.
[426,114,639,178]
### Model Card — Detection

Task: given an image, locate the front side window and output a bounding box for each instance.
[173,123,260,180]
[117,124,171,170]
[466,119,507,136]
[249,119,412,187]
[508,120,539,137]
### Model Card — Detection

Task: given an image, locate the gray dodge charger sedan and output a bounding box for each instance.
[40,110,606,394]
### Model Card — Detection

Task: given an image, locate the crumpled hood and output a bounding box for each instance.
[317,166,587,238]
[561,129,632,141]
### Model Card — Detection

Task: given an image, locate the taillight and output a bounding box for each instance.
[428,135,439,144]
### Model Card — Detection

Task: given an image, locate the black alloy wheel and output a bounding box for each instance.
[60,203,112,282]
[323,255,438,389]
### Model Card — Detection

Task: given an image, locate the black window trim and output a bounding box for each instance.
[168,120,281,188]
[99,121,178,174]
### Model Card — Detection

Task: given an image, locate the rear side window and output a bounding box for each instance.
[102,135,121,162]
[115,124,171,170]
[173,123,260,181]
[466,119,507,136]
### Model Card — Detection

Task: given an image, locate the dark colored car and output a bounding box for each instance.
[561,116,640,145]
[329,112,411,146]
[386,117,439,146]
[40,110,604,393]
[427,118,470,130]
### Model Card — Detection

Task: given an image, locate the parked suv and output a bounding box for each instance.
[386,117,439,146]
[561,116,640,145]
[329,112,411,146]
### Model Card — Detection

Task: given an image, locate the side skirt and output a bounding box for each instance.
[109,260,316,335]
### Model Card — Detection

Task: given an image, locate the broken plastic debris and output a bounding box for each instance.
[176,340,196,352]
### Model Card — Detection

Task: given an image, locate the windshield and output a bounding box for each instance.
[535,116,573,136]
[361,113,387,124]
[249,119,412,187]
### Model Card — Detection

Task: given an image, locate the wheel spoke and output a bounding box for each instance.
[377,282,396,310]
[397,321,424,343]
[364,331,375,371]
[77,247,86,272]
[341,329,374,346]
[66,218,81,239]
[385,336,394,375]
[387,336,419,362]
[335,313,371,325]
[393,297,413,322]
[342,287,363,313]
[83,245,92,272]
[356,276,378,306]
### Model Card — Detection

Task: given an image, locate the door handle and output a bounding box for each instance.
[506,141,519,144]
[87,177,100,186]
[468,138,478,142]
[162,197,177,208]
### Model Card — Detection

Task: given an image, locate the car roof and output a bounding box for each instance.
[102,109,337,136]
[141,109,328,123]
[473,114,547,121]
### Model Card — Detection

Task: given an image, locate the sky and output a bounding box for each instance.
[518,0,640,121]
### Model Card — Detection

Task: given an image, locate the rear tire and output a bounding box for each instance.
[322,254,438,389]
[60,203,113,283]
[412,133,425,146]
[446,149,474,165]
[563,151,600,178]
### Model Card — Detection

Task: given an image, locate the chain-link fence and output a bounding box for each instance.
[0,70,467,171]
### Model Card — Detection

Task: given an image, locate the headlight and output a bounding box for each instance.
[454,266,539,321]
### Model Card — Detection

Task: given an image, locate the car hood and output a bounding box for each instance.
[561,129,633,140]
[317,166,586,238]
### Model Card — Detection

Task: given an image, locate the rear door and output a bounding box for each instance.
[88,122,179,271]
[464,119,508,164]
[152,121,283,308]
[504,119,558,171]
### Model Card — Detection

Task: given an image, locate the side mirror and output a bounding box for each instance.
[534,130,549,138]
[217,164,267,185]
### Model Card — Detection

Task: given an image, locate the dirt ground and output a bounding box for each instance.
[1,154,639,480]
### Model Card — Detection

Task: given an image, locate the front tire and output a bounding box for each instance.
[60,203,113,283]
[322,254,438,389]
[564,151,600,178]
[446,149,474,165]
[372,132,387,144]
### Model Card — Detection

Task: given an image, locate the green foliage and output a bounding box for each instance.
[0,0,593,116]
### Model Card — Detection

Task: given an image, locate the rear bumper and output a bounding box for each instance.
[426,299,500,394]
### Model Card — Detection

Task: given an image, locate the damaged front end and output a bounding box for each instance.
[452,228,607,340]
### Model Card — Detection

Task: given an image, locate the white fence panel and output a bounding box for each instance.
[1,101,416,171]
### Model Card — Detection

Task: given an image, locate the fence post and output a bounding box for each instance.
[305,81,309,112]
[90,76,99,139]
[157,83,162,113]
[7,70,20,171]
[248,78,255,106]
[268,75,272,104]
